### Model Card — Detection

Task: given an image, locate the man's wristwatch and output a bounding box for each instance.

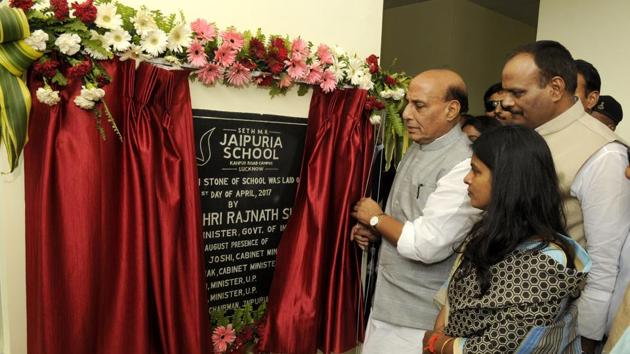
[369,213,385,228]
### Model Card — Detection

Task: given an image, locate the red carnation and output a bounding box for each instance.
[266,58,284,75]
[66,60,92,81]
[96,75,110,88]
[9,0,33,11]
[366,54,379,74]
[271,37,288,61]
[249,38,266,60]
[239,58,257,71]
[257,74,273,87]
[71,0,97,24]
[365,95,385,112]
[33,59,60,79]
[384,75,396,87]
[50,0,69,20]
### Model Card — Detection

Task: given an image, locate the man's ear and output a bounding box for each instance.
[446,100,461,121]
[586,90,600,111]
[548,76,566,102]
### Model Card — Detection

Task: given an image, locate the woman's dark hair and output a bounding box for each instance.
[461,116,501,135]
[459,125,575,295]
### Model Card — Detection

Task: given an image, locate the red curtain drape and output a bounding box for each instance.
[260,87,373,354]
[25,60,209,354]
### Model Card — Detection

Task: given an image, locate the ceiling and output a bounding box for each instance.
[384,0,540,27]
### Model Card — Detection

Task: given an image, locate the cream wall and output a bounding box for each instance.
[0,155,27,354]
[381,0,536,115]
[0,1,383,353]
[537,0,630,141]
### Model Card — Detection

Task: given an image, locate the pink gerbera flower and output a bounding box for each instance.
[212,324,236,353]
[286,59,307,80]
[187,40,208,68]
[214,44,236,67]
[196,63,222,86]
[290,37,310,61]
[305,62,323,85]
[320,69,337,93]
[316,44,334,65]
[190,19,216,42]
[279,73,293,88]
[221,30,244,50]
[227,62,251,87]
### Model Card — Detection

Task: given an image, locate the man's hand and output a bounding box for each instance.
[625,164,630,179]
[350,223,379,250]
[351,197,384,225]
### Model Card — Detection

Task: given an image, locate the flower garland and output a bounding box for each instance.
[7,0,411,171]
[210,302,266,354]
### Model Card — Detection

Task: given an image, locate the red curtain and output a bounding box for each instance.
[24,60,209,354]
[260,87,373,354]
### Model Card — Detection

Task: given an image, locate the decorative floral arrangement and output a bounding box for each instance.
[7,0,410,171]
[210,302,266,354]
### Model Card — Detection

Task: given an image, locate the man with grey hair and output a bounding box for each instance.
[351,69,481,354]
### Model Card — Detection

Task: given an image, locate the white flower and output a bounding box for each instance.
[140,29,168,57]
[33,0,50,11]
[95,3,122,30]
[369,114,382,125]
[105,28,132,52]
[167,23,192,53]
[84,30,111,60]
[133,8,157,36]
[74,95,95,110]
[55,33,81,56]
[36,86,60,106]
[80,86,106,102]
[333,45,346,58]
[25,30,49,52]
[391,88,405,101]
[119,44,150,65]
[379,89,393,99]
[357,72,374,91]
[330,56,348,82]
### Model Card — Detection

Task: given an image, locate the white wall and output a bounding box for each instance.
[537,0,630,141]
[381,0,536,115]
[0,1,383,353]
[0,155,27,354]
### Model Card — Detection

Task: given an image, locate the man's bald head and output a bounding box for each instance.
[412,69,469,115]
[403,69,469,144]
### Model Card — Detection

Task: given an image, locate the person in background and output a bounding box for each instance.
[501,40,630,353]
[483,82,513,124]
[591,95,623,131]
[575,59,601,113]
[461,115,501,142]
[350,69,481,354]
[423,125,591,354]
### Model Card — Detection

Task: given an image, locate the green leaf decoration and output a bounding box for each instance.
[51,70,68,86]
[57,21,89,34]
[83,38,114,59]
[297,83,310,96]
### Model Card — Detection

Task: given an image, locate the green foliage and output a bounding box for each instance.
[210,302,266,329]
[57,21,89,34]
[297,83,310,97]
[83,38,114,59]
[115,2,137,33]
[51,71,68,87]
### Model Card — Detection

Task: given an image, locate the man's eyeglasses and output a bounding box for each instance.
[484,100,503,112]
